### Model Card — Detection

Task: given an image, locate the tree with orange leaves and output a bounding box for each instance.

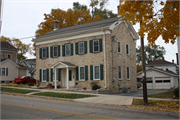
[119,0,179,46]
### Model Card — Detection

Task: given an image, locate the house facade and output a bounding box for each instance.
[33,17,139,93]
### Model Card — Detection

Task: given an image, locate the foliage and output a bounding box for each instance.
[0,36,32,61]
[1,87,38,94]
[136,64,142,73]
[148,89,176,99]
[92,84,101,90]
[174,88,179,98]
[32,92,95,99]
[132,99,179,109]
[119,0,179,46]
[28,82,34,86]
[136,45,166,64]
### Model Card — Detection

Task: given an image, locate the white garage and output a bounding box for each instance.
[137,67,179,90]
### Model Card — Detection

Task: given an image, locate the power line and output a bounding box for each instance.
[18,36,35,40]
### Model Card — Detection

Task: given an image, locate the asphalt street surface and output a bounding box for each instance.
[1,94,179,119]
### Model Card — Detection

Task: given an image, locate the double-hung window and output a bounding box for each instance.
[7,54,11,59]
[94,65,100,80]
[53,46,58,57]
[42,69,47,82]
[118,42,121,53]
[78,42,84,54]
[42,48,46,58]
[1,68,5,76]
[65,44,71,56]
[126,44,129,55]
[118,66,121,80]
[127,67,130,80]
[93,40,99,52]
[79,66,85,81]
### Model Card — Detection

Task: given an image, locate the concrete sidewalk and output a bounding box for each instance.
[1,86,179,106]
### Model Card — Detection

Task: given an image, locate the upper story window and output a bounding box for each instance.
[7,54,11,59]
[126,44,129,55]
[89,39,102,53]
[118,42,121,53]
[39,47,49,59]
[93,40,99,52]
[78,42,84,54]
[42,48,46,58]
[65,44,71,56]
[50,45,60,58]
[53,46,58,57]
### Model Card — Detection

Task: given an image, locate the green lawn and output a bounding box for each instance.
[148,89,176,99]
[32,92,95,99]
[132,99,179,108]
[1,87,38,94]
[1,84,30,87]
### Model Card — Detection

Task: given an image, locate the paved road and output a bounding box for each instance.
[1,94,179,119]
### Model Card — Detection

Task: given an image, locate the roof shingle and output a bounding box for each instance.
[146,60,176,66]
[1,42,17,50]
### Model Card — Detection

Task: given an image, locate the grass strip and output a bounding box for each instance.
[1,87,38,94]
[148,89,176,99]
[1,84,30,87]
[32,92,95,99]
[132,98,179,108]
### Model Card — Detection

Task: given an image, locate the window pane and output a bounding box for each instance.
[66,44,71,56]
[54,46,58,57]
[79,42,84,54]
[95,66,100,79]
[93,40,99,52]
[43,70,46,81]
[118,66,121,79]
[2,68,5,75]
[118,42,120,53]
[127,67,129,79]
[80,67,85,80]
[42,48,46,58]
[126,44,129,54]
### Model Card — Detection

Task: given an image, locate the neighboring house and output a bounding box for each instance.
[19,59,36,79]
[137,67,179,89]
[0,42,27,84]
[32,17,139,93]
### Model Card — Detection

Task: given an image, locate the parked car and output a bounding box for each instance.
[14,76,36,84]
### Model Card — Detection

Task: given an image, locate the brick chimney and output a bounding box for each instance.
[176,53,179,65]
[117,4,121,17]
[54,20,59,30]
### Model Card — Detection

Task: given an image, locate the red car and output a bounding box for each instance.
[14,76,36,84]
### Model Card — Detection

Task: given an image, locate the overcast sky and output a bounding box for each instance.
[1,0,178,64]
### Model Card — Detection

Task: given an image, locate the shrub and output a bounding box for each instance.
[92,84,101,90]
[174,88,179,98]
[28,82,34,86]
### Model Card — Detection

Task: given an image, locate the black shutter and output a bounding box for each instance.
[84,41,87,54]
[46,68,49,82]
[39,48,42,59]
[90,65,93,80]
[99,39,103,52]
[58,69,61,81]
[75,42,78,54]
[46,47,49,58]
[85,66,88,80]
[62,45,65,56]
[50,46,53,58]
[51,68,53,82]
[39,69,42,82]
[76,66,79,81]
[6,68,8,76]
[89,40,92,53]
[100,64,103,80]
[71,43,73,55]
[58,45,60,57]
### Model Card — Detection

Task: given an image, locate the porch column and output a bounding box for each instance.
[66,67,69,89]
[54,68,57,89]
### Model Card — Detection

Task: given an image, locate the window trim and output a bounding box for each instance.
[94,65,100,80]
[42,69,47,82]
[42,47,47,58]
[65,44,71,56]
[118,41,121,53]
[1,67,6,76]
[127,66,130,80]
[79,66,85,81]
[126,43,129,55]
[78,42,84,54]
[93,40,99,52]
[118,66,122,80]
[7,54,11,59]
[53,46,58,57]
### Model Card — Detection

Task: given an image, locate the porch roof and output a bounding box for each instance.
[51,61,76,68]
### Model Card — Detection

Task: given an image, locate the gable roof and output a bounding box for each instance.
[146,60,176,66]
[1,42,17,51]
[1,58,26,68]
[137,67,178,77]
[51,61,76,68]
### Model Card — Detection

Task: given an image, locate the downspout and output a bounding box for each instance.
[102,28,107,88]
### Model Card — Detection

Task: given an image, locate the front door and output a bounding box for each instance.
[68,70,75,87]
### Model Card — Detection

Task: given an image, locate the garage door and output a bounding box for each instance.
[146,78,153,89]
[155,80,171,89]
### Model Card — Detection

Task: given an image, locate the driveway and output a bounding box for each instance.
[107,89,169,97]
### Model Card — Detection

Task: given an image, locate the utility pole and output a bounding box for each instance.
[140,21,148,106]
